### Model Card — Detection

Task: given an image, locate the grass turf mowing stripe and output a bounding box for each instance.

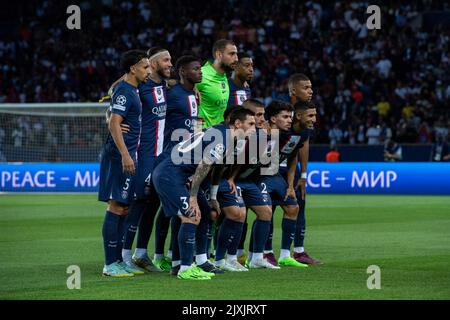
[0,194,449,299]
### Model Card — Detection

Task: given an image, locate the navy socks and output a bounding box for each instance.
[178,222,197,266]
[102,211,120,265]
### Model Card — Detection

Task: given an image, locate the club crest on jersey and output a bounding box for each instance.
[221,81,226,90]
[121,190,128,199]
[187,95,198,116]
[235,90,247,105]
[153,86,165,103]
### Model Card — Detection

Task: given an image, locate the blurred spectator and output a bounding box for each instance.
[384,139,403,161]
[343,124,356,144]
[379,121,392,144]
[417,121,432,143]
[376,95,391,119]
[0,127,6,162]
[375,53,392,79]
[12,128,23,147]
[0,1,448,146]
[326,144,341,162]
[366,123,381,145]
[353,122,363,140]
[328,123,343,145]
[432,135,450,162]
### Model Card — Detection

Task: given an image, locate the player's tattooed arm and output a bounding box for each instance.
[190,160,213,197]
[297,138,310,200]
[188,160,214,219]
[109,114,135,175]
[284,151,298,201]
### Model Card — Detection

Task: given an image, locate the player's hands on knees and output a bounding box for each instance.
[188,196,201,221]
[209,199,221,216]
[227,178,237,196]
[120,124,130,134]
[122,153,135,176]
[296,178,306,200]
[284,186,297,201]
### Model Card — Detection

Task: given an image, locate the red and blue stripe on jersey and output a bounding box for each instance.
[138,79,167,157]
[227,78,251,109]
[163,83,199,153]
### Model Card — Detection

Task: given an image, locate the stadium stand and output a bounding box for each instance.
[0,0,449,146]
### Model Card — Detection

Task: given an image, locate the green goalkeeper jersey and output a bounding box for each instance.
[196,61,229,128]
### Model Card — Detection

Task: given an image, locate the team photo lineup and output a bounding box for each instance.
[100,41,320,280]
[1,1,450,302]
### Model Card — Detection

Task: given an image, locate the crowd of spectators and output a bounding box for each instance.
[0,112,106,161]
[0,0,449,146]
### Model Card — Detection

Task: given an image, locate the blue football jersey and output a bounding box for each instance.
[138,79,167,156]
[278,128,309,164]
[105,80,142,155]
[163,84,200,152]
[238,128,271,179]
[238,127,311,178]
[170,123,246,174]
[227,78,251,109]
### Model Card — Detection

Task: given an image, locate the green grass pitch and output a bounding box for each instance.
[0,194,449,300]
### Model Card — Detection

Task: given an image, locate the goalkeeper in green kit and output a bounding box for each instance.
[196,39,238,128]
[195,39,238,260]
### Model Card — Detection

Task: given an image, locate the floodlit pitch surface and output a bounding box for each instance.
[0,194,449,300]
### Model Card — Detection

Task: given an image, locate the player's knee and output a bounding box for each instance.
[210,209,220,221]
[283,205,299,219]
[107,201,129,216]
[178,214,200,225]
[224,207,242,221]
[188,217,200,225]
[253,205,272,221]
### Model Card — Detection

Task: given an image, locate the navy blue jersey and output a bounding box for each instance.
[277,128,309,164]
[227,78,251,109]
[238,128,271,179]
[279,128,312,171]
[163,83,200,152]
[239,127,311,178]
[138,79,167,156]
[169,123,245,175]
[105,80,142,155]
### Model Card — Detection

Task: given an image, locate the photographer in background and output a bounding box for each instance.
[432,134,450,162]
[384,139,403,162]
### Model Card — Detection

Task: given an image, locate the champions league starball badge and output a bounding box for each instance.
[116,95,127,105]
